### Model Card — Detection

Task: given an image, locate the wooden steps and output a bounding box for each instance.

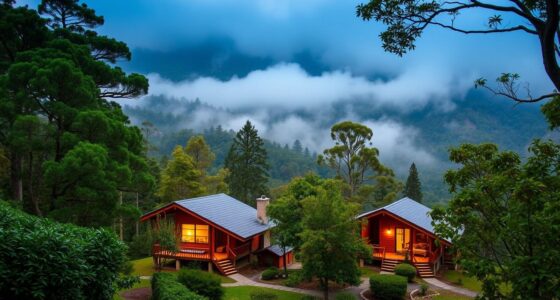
[214,259,237,276]
[381,259,399,272]
[414,262,435,278]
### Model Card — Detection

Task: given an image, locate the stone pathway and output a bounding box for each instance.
[223,273,323,298]
[423,277,477,298]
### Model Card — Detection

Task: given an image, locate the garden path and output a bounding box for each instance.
[223,273,324,298]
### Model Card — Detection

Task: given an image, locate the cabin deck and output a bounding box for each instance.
[372,251,430,263]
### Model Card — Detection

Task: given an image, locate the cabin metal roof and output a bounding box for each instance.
[266,245,293,257]
[174,193,272,239]
[357,197,437,236]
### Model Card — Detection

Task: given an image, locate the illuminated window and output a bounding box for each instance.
[181,224,209,244]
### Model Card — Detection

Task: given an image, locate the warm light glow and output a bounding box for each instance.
[181,224,208,244]
[385,229,392,235]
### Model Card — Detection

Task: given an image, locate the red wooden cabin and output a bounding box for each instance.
[140,194,293,275]
[357,198,453,278]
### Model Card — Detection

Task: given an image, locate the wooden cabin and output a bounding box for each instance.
[140,194,293,275]
[357,197,453,278]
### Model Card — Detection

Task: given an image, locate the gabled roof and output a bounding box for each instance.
[141,194,272,240]
[357,197,448,242]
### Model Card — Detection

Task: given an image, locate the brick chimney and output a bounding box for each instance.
[256,195,270,224]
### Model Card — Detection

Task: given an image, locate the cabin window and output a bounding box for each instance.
[181,224,209,244]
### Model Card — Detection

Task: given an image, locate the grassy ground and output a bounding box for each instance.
[113,279,151,300]
[224,286,307,300]
[442,270,482,292]
[433,290,474,300]
[359,266,379,278]
[129,257,236,283]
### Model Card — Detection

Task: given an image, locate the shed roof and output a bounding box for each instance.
[266,245,293,257]
[357,197,439,238]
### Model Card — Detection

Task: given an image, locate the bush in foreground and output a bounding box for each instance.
[177,268,223,300]
[261,267,280,280]
[369,274,407,300]
[152,272,206,300]
[394,263,416,282]
[0,201,127,299]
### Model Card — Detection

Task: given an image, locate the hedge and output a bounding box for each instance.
[369,274,407,300]
[261,267,280,280]
[177,268,224,300]
[394,263,416,282]
[152,272,207,300]
[0,201,127,299]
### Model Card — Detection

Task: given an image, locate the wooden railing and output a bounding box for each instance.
[233,243,251,257]
[430,247,444,275]
[372,245,386,264]
[227,247,237,267]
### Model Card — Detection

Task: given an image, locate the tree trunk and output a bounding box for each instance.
[28,152,42,216]
[323,279,329,300]
[282,245,288,275]
[119,191,124,240]
[10,151,22,202]
[135,192,139,236]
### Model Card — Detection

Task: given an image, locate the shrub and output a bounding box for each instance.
[261,267,280,280]
[335,292,357,300]
[177,268,224,300]
[369,274,407,300]
[284,271,304,287]
[0,201,127,299]
[419,283,429,296]
[152,272,206,300]
[250,289,278,300]
[394,263,416,282]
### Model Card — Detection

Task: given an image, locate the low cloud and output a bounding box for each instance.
[140,63,472,112]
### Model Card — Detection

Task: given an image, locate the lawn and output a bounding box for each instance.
[113,279,151,300]
[359,266,379,278]
[130,257,236,283]
[224,286,308,300]
[442,270,482,292]
[433,290,474,300]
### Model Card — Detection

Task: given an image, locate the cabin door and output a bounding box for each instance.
[395,228,411,254]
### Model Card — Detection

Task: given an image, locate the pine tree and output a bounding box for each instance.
[403,162,422,203]
[224,120,269,205]
[292,140,303,153]
[157,146,205,202]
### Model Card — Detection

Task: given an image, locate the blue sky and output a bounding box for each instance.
[18,0,550,171]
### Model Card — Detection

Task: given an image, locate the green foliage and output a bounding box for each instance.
[394,263,416,282]
[261,267,280,280]
[158,146,205,202]
[225,120,269,205]
[335,292,356,300]
[0,201,127,299]
[419,283,428,296]
[317,121,401,209]
[284,271,304,287]
[177,268,224,300]
[127,228,154,259]
[431,141,560,299]
[250,290,279,300]
[369,275,407,300]
[152,272,207,300]
[151,218,179,252]
[300,180,371,299]
[403,163,422,203]
[0,0,154,229]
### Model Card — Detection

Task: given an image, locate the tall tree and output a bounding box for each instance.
[158,146,205,202]
[224,120,269,205]
[356,0,560,127]
[403,162,422,203]
[267,173,324,275]
[0,0,152,227]
[431,141,560,299]
[317,121,400,206]
[300,180,370,300]
[185,135,215,175]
